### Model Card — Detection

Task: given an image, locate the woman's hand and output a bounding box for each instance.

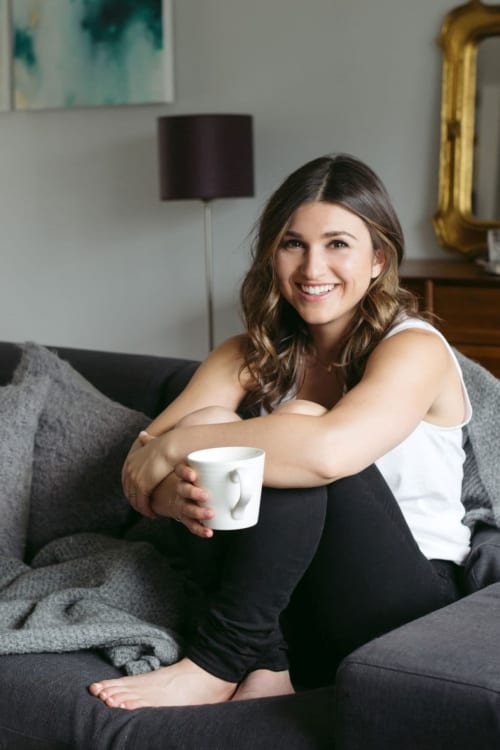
[122,431,173,518]
[151,464,215,538]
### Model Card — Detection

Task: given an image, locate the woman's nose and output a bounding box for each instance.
[301,246,326,278]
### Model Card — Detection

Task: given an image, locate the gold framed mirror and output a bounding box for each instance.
[434,0,500,257]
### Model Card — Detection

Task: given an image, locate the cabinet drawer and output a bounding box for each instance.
[403,280,426,300]
[400,261,500,378]
[433,285,500,346]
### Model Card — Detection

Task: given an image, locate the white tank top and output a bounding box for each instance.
[374,318,472,564]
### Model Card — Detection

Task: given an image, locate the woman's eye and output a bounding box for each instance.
[280,238,304,250]
[330,239,348,249]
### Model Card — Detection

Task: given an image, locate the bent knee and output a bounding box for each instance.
[274,399,327,417]
[177,406,242,427]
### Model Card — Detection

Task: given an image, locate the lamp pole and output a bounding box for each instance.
[203,200,215,351]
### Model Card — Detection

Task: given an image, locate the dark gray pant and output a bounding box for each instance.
[177,465,463,687]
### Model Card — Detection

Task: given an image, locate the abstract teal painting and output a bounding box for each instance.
[0,0,10,111]
[12,0,174,110]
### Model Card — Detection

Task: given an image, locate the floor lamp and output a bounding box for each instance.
[157,114,255,351]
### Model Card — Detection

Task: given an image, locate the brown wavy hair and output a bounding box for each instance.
[240,154,419,411]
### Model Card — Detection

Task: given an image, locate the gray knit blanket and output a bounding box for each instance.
[456,350,500,529]
[0,530,190,675]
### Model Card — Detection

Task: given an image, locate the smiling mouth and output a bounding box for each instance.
[299,284,336,296]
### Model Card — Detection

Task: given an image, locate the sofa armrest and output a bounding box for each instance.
[335,583,500,749]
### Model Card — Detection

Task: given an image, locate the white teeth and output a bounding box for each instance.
[300,284,334,296]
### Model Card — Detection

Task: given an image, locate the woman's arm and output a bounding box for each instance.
[126,329,463,507]
[144,335,249,437]
[121,335,248,510]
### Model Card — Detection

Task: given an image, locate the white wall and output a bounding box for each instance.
[0,0,460,360]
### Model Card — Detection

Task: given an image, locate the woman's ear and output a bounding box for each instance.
[371,249,386,279]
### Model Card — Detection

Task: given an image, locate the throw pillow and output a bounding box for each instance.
[0,373,50,558]
[13,343,149,557]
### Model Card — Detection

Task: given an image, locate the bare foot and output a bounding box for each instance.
[89,658,237,710]
[231,669,295,701]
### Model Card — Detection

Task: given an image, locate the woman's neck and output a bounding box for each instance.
[309,328,345,368]
[308,314,353,361]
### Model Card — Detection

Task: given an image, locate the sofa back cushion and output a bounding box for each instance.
[13,343,150,558]
[0,374,49,558]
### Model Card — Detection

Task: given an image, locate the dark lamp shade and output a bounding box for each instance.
[157,114,254,202]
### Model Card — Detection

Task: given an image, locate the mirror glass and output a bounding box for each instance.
[473,37,500,220]
[434,1,500,256]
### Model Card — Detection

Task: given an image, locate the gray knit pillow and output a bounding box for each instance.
[0,373,50,558]
[13,343,149,557]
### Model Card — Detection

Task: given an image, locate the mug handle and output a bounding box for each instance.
[229,467,253,520]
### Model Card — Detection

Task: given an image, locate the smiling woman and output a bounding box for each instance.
[89,153,471,710]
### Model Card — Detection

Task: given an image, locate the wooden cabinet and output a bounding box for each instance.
[400,260,500,377]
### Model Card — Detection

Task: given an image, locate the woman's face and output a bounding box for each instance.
[274,201,385,340]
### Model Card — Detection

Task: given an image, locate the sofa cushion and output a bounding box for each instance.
[12,343,149,558]
[0,649,336,750]
[0,373,49,558]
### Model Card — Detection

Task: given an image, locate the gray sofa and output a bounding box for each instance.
[1,340,500,750]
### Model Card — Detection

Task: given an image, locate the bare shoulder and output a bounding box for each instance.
[362,327,464,425]
[366,327,451,379]
[144,336,250,433]
[213,334,247,358]
[185,334,249,398]
[200,334,247,374]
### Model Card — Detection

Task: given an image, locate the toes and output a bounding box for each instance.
[88,682,103,696]
[100,689,146,710]
[115,697,148,711]
[89,682,146,711]
[89,681,127,703]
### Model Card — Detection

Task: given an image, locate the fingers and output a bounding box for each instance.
[175,463,198,484]
[172,479,214,538]
[121,439,141,493]
[120,433,171,518]
[125,472,156,517]
[128,488,156,519]
[173,463,210,505]
[121,451,214,532]
[176,498,214,538]
[122,456,155,518]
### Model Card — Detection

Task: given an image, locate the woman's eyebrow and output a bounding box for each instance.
[284,229,358,240]
[323,230,358,240]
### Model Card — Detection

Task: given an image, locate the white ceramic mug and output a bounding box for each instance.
[187,446,265,530]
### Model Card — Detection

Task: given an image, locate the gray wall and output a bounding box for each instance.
[0,0,461,360]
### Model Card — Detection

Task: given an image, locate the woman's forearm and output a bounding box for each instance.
[162,413,345,488]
